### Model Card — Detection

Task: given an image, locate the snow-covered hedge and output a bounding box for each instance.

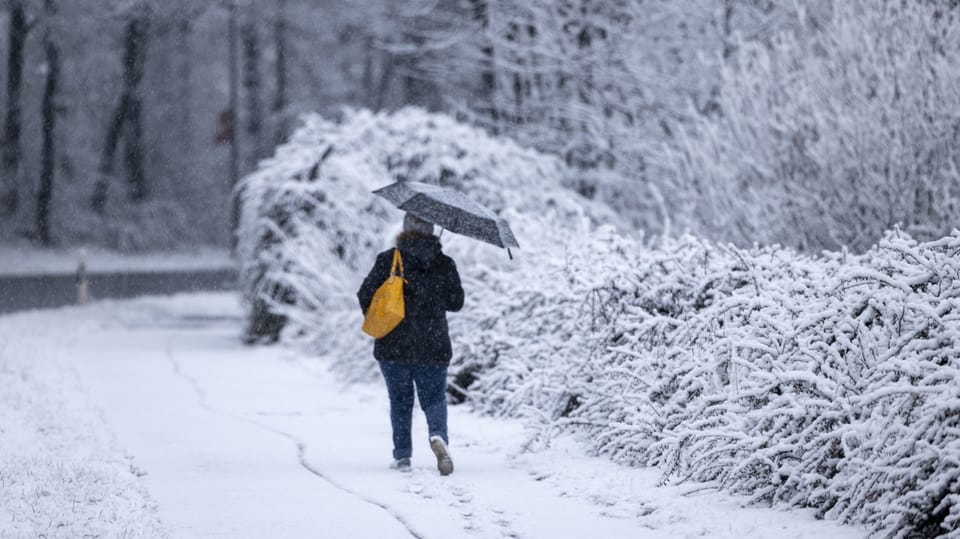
[236,107,619,346]
[457,229,960,538]
[238,108,959,537]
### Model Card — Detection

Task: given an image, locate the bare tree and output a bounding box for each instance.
[1,0,30,217]
[37,0,60,245]
[91,9,151,214]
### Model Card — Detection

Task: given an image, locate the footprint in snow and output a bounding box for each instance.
[405,471,520,538]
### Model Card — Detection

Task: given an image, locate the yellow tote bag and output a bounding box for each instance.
[362,249,407,339]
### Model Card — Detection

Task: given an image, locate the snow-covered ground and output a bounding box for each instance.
[0,245,232,276]
[0,292,866,538]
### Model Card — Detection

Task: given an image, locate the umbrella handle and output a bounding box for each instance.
[508,248,513,260]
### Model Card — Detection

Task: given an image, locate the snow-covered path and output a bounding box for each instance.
[3,293,866,538]
[76,314,412,537]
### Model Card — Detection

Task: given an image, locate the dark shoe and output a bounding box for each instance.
[390,458,411,472]
[429,436,454,476]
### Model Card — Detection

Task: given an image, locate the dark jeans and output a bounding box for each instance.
[378,361,449,460]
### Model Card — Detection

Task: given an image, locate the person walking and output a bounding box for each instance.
[358,213,464,475]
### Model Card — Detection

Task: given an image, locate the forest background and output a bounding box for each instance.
[1,0,958,253]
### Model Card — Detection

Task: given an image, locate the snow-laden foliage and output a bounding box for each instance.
[402,0,819,238]
[669,1,960,252]
[458,229,960,538]
[424,0,960,252]
[239,109,959,537]
[236,107,619,347]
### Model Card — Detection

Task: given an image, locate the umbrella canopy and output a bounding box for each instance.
[373,181,519,250]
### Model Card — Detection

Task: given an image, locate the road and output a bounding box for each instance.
[0,269,236,314]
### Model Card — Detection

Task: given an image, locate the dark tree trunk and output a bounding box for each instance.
[177,17,193,156]
[470,0,497,126]
[373,49,395,111]
[91,14,151,213]
[91,96,126,214]
[400,35,440,111]
[401,51,418,106]
[242,16,263,161]
[480,49,496,112]
[37,0,60,246]
[273,0,287,146]
[361,35,375,108]
[2,0,29,217]
[228,2,241,248]
[123,16,149,202]
[722,0,735,60]
[124,96,146,201]
[512,69,523,119]
[503,23,524,125]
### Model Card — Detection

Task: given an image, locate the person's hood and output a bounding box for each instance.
[395,231,443,269]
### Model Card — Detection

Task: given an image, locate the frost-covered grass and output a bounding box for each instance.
[0,310,164,538]
[238,108,959,538]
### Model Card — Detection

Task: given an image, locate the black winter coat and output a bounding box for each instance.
[357,231,464,366]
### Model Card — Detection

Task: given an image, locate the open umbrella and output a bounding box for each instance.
[373,181,519,256]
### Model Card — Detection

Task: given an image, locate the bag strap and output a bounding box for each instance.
[390,248,404,277]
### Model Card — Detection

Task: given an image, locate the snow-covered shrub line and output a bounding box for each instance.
[238,108,958,537]
[457,229,959,538]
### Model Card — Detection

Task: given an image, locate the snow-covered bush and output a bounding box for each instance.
[240,108,959,537]
[669,1,960,251]
[236,107,619,352]
[459,229,960,538]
